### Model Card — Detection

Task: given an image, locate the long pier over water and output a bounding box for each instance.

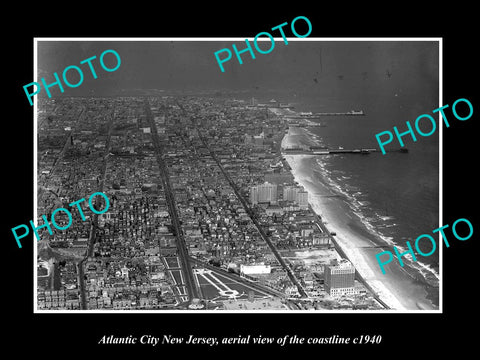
[282,148,408,155]
[283,148,377,155]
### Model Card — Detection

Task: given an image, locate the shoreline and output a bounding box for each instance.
[283,152,406,310]
[307,206,392,310]
[276,118,437,311]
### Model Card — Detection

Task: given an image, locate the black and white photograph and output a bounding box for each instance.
[3,6,478,356]
[33,39,441,313]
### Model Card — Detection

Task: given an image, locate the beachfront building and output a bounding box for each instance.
[296,190,308,209]
[250,182,278,205]
[283,185,309,209]
[324,259,356,297]
[283,185,297,202]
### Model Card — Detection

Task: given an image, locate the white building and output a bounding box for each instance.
[250,182,278,205]
[283,185,309,209]
[240,264,272,275]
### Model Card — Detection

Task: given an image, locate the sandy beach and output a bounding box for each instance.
[281,128,437,311]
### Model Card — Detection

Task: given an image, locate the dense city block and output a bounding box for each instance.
[36,95,385,311]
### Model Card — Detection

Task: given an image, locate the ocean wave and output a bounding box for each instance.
[310,170,398,250]
[357,200,371,207]
[414,262,440,286]
[383,242,440,287]
[281,104,439,310]
[379,216,395,221]
[312,158,401,248]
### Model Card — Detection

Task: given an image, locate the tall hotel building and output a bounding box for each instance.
[324,259,356,297]
[250,182,278,205]
[283,185,309,209]
[296,190,308,209]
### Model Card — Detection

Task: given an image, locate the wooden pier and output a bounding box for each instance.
[282,148,408,155]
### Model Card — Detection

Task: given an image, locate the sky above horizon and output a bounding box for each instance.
[36,40,439,102]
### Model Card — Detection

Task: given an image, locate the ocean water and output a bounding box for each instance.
[230,40,441,309]
[280,91,440,309]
